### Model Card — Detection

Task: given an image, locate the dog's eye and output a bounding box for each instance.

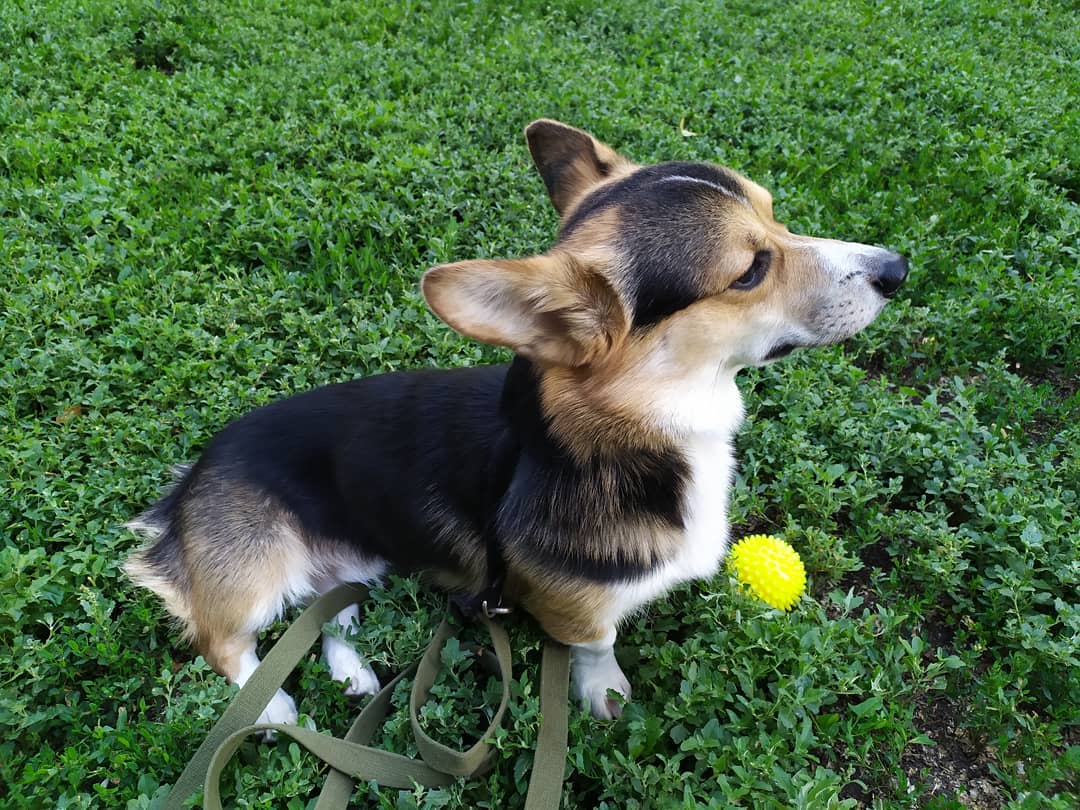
[730,250,772,291]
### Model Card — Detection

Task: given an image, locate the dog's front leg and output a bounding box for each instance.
[570,627,631,720]
[519,586,633,719]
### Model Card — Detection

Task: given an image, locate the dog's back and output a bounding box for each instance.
[126,366,511,641]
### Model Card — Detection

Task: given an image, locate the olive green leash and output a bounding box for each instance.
[163,584,571,809]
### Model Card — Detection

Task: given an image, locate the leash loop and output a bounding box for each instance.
[161,584,569,810]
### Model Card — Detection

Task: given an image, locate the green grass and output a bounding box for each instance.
[1,0,1077,807]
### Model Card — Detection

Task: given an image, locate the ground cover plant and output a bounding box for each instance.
[2,0,1077,806]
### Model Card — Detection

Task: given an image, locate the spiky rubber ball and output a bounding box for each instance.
[728,534,806,611]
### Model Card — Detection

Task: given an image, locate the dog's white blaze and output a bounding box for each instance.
[804,238,895,280]
[655,174,746,203]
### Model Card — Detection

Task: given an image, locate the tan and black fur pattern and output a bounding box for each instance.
[127,120,907,721]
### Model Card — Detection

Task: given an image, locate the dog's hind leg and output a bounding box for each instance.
[190,583,303,727]
[126,484,298,723]
[201,630,299,727]
[321,602,380,698]
[312,555,386,699]
[182,505,321,727]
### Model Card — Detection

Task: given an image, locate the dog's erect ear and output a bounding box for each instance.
[422,253,628,367]
[525,119,634,216]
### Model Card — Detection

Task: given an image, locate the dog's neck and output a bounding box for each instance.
[643,362,745,439]
[503,355,745,464]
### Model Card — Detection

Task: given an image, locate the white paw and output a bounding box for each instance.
[324,637,380,697]
[259,687,299,724]
[572,651,632,720]
[255,688,298,740]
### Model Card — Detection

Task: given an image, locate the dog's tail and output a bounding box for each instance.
[123,464,196,635]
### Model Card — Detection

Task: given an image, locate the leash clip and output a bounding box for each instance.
[482,599,513,618]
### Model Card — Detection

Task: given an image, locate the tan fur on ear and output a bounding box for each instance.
[422,253,628,367]
[525,119,636,217]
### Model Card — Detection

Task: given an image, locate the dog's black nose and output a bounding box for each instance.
[870,253,908,298]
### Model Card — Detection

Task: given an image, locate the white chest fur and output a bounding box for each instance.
[603,379,744,627]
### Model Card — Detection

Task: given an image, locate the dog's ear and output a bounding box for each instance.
[422,252,628,367]
[525,119,635,216]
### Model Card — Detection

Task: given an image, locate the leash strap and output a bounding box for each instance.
[524,639,571,810]
[162,584,569,809]
[165,583,368,807]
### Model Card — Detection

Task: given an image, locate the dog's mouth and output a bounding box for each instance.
[764,342,798,361]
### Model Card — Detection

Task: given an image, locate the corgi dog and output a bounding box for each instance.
[126,120,907,723]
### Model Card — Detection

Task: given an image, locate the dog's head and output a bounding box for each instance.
[423,120,907,437]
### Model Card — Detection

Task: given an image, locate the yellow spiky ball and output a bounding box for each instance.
[728,534,806,611]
